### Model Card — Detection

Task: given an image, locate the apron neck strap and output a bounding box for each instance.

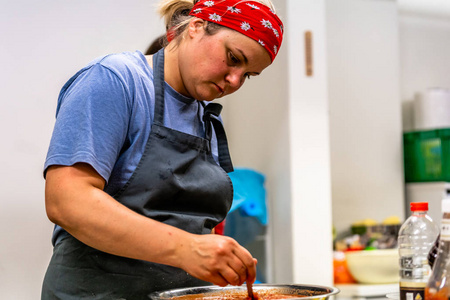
[203,103,234,173]
[152,49,165,125]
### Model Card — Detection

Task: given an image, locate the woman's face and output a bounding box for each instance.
[174,19,272,101]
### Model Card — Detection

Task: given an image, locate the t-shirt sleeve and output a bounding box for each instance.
[44,63,131,182]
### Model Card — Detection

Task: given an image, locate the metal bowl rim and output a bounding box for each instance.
[148,283,340,300]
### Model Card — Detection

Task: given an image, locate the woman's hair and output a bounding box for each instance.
[157,0,277,46]
[145,34,165,55]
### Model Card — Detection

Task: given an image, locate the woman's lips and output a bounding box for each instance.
[214,83,224,95]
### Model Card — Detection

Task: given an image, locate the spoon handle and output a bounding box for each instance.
[246,281,254,300]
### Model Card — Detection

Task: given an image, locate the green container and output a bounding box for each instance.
[403,128,450,182]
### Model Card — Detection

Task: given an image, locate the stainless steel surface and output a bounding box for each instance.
[148,284,340,300]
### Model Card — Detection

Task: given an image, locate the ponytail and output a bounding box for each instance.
[158,0,196,45]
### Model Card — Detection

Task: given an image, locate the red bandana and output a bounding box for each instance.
[189,0,284,62]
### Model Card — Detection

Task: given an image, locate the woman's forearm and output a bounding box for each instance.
[45,163,189,268]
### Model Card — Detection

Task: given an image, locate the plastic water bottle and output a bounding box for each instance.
[398,202,439,300]
[425,198,450,300]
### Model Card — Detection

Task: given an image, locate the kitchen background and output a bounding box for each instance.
[1,0,450,298]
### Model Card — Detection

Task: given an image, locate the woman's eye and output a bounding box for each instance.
[229,52,239,64]
[245,73,251,80]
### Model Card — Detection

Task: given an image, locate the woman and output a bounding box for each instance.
[42,0,283,298]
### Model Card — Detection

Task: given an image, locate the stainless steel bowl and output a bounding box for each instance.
[148,284,340,300]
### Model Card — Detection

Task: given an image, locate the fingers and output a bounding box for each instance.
[231,247,257,285]
[179,234,257,286]
[221,254,249,285]
[213,236,255,285]
[210,273,229,287]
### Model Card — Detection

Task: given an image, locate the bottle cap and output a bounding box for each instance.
[442,198,450,213]
[411,202,428,211]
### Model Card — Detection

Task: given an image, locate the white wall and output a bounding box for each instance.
[398,12,450,131]
[0,1,162,298]
[327,0,405,235]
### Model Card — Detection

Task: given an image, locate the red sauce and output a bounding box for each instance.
[170,289,317,300]
[425,287,449,300]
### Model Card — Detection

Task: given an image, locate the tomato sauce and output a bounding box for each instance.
[425,287,449,300]
[170,289,317,300]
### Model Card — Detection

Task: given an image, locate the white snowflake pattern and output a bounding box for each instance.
[246,3,260,9]
[261,19,272,28]
[204,1,214,7]
[272,28,279,38]
[209,13,222,22]
[227,6,241,13]
[192,8,202,14]
[273,45,278,54]
[258,40,265,47]
[240,21,251,31]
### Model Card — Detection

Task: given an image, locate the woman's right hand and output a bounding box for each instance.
[177,234,257,287]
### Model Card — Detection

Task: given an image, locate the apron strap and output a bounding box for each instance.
[152,49,165,125]
[203,103,234,173]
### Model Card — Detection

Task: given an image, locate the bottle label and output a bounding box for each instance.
[441,219,450,241]
[400,282,426,300]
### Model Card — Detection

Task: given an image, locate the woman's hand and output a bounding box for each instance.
[177,234,257,287]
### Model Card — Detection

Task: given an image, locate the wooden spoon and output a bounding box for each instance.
[246,281,255,300]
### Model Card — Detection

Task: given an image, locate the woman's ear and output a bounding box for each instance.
[187,18,206,38]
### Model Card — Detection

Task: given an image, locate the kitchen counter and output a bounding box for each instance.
[335,283,398,300]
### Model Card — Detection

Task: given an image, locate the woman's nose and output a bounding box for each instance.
[225,69,244,89]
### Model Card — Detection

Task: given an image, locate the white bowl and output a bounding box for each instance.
[345,249,399,284]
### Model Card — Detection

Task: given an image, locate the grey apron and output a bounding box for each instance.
[41,49,234,300]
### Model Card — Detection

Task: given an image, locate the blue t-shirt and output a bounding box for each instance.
[44,50,219,245]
